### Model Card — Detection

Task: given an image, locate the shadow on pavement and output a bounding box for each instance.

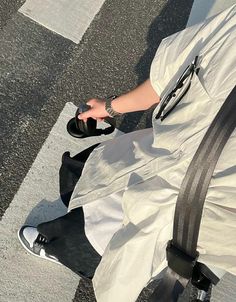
[118,0,194,133]
[24,197,67,226]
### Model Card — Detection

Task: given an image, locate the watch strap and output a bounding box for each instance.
[105,95,122,117]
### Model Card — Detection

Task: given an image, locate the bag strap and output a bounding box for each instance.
[149,85,236,302]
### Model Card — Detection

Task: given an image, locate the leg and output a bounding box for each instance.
[19,207,101,279]
[38,207,101,279]
[19,144,101,278]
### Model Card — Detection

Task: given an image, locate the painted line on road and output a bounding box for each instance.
[19,0,106,43]
[0,102,122,302]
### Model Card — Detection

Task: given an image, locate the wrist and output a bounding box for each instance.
[105,96,123,117]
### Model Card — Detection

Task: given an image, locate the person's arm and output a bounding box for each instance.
[78,79,160,122]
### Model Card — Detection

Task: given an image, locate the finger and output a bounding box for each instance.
[90,116,99,121]
[77,114,88,123]
[78,117,88,123]
[78,109,92,119]
[86,99,96,106]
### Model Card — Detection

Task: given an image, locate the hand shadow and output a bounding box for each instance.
[23,197,67,226]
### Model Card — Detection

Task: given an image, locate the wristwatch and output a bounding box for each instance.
[105,95,123,117]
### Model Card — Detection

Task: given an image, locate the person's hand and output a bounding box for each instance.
[78,99,110,123]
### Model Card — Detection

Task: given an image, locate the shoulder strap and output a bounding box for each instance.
[149,85,236,302]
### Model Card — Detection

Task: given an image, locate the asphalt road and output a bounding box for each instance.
[0,0,193,218]
[1,1,236,302]
[0,0,25,29]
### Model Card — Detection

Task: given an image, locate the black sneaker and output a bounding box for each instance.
[18,226,61,265]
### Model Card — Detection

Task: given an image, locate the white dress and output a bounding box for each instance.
[69,5,236,302]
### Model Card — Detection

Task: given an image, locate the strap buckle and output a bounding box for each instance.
[166,240,199,279]
[192,262,220,291]
[167,241,219,293]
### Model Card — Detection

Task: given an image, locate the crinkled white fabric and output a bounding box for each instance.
[69,5,236,302]
[83,190,125,256]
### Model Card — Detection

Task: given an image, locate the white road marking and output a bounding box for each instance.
[0,102,122,302]
[19,0,106,43]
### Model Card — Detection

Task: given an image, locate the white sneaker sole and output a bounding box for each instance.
[17,227,62,266]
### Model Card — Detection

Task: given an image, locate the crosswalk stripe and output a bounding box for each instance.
[0,102,121,302]
[19,0,106,43]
